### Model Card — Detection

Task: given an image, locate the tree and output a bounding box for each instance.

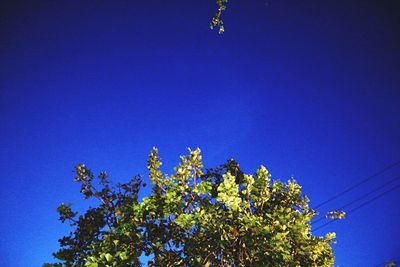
[45,148,336,266]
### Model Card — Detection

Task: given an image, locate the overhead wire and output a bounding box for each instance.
[312,174,400,225]
[313,182,400,232]
[313,161,400,210]
[372,258,399,267]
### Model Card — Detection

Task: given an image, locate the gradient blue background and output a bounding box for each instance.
[1,0,399,266]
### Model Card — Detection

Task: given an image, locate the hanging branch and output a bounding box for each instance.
[210,0,228,34]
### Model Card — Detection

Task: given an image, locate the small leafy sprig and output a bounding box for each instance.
[210,0,228,34]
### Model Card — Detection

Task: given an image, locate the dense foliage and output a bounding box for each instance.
[45,148,336,266]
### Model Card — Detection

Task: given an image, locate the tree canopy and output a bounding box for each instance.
[45,148,336,266]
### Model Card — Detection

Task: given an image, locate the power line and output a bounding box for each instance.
[313,161,400,209]
[313,182,400,232]
[372,258,399,267]
[312,174,400,225]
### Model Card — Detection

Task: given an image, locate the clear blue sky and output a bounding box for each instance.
[1,0,399,266]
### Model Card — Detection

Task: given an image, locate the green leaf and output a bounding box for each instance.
[104,253,113,262]
[119,252,128,260]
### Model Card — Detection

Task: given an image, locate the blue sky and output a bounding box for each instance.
[0,0,399,266]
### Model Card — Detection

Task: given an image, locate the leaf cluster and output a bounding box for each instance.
[210,0,228,34]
